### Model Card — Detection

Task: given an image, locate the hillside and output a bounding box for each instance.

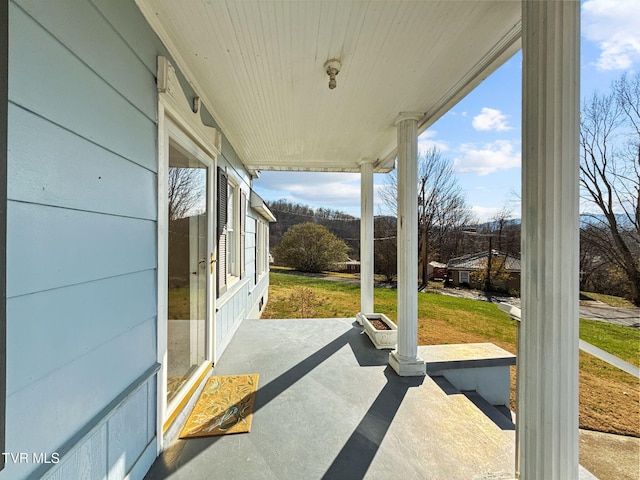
[266,199,361,257]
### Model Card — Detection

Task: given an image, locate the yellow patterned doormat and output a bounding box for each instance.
[179,374,259,438]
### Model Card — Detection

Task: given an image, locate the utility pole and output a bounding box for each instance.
[485,236,492,292]
[418,176,428,288]
[462,229,495,293]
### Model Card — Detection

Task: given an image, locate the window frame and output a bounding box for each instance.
[255,218,268,281]
[160,117,216,431]
[219,174,247,289]
[156,56,222,442]
[226,177,240,285]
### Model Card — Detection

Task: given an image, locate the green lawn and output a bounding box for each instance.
[266,272,638,365]
[580,318,640,367]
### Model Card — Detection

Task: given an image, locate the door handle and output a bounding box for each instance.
[210,253,216,274]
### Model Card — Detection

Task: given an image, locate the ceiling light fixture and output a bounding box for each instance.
[324,59,341,90]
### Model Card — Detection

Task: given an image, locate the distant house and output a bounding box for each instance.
[447,250,521,292]
[427,261,448,280]
[336,258,361,274]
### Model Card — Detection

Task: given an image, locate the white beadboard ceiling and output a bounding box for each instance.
[137,1,521,174]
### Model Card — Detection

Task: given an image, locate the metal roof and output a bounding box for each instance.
[447,250,521,272]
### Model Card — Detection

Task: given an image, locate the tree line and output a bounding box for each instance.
[266,199,361,256]
[267,197,521,285]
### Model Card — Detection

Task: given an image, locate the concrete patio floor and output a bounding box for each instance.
[146,317,525,479]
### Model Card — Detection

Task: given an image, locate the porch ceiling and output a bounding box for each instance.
[137,1,521,174]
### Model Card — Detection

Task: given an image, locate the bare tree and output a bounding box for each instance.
[481,203,521,256]
[580,72,640,305]
[168,167,206,220]
[374,216,397,282]
[580,225,629,296]
[490,205,513,251]
[612,74,640,230]
[381,146,475,287]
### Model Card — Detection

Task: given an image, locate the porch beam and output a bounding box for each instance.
[520,1,580,478]
[389,113,425,377]
[359,160,375,316]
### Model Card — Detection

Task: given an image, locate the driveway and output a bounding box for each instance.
[578,303,640,328]
[434,287,640,328]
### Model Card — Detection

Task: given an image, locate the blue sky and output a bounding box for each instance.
[254,0,640,221]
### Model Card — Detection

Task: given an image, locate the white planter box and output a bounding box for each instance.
[357,313,397,350]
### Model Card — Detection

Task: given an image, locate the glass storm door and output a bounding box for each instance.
[167,140,211,404]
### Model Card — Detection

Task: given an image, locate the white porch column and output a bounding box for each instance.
[521,1,580,479]
[389,113,425,377]
[359,160,375,316]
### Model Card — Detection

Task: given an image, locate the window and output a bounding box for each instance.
[216,168,228,296]
[240,191,246,279]
[216,169,246,296]
[459,271,470,284]
[226,179,246,281]
[227,180,236,277]
[255,219,268,281]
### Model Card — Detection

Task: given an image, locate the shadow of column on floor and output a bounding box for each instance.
[431,376,515,431]
[147,327,365,477]
[322,367,424,480]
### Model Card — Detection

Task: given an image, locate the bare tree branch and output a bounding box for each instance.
[381,146,475,287]
[580,73,640,305]
[168,167,206,220]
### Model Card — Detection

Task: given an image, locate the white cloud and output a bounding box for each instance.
[286,179,360,203]
[471,206,501,222]
[453,140,521,176]
[418,130,449,153]
[253,171,367,216]
[583,0,640,71]
[472,108,512,132]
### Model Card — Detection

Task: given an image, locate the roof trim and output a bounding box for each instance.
[157,56,222,160]
[250,190,277,222]
[137,0,236,162]
[378,20,522,169]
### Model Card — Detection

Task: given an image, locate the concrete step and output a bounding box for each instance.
[462,390,515,431]
[421,343,516,407]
